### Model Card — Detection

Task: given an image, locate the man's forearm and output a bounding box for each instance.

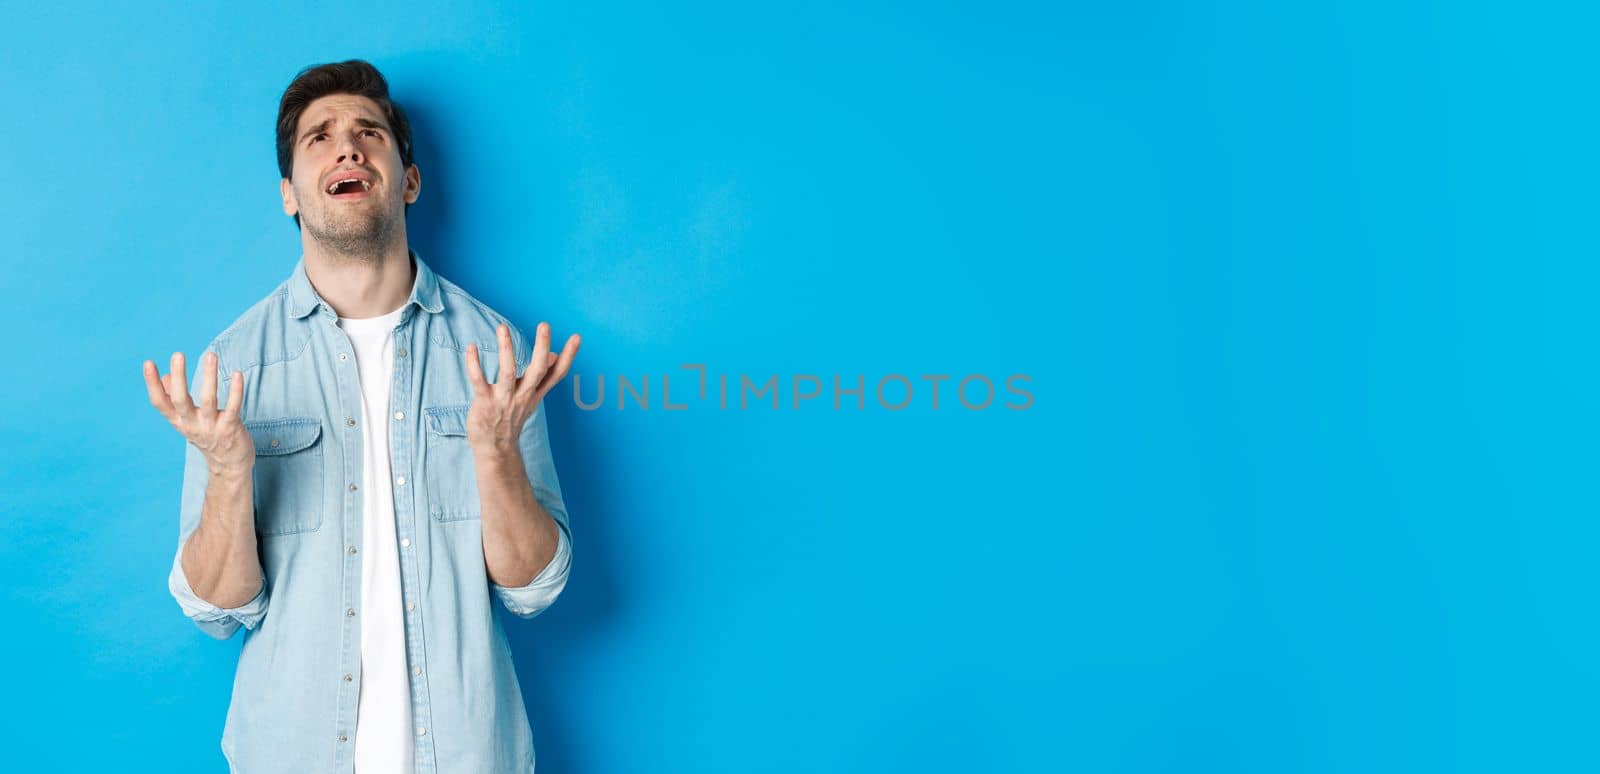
[181,466,264,609]
[476,450,561,588]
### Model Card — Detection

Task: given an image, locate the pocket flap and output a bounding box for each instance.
[425,404,470,437]
[245,417,323,456]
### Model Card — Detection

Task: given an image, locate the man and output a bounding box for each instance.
[140,59,581,773]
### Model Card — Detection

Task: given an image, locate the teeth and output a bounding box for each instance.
[326,178,370,195]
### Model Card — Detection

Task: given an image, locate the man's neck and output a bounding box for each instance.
[302,239,416,319]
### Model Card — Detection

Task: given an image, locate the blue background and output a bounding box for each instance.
[2,1,1593,771]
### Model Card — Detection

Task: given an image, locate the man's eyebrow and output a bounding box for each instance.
[298,117,389,144]
[298,119,332,144]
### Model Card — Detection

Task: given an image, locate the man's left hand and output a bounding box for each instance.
[464,322,581,462]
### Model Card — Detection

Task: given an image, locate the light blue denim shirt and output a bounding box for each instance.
[166,250,572,773]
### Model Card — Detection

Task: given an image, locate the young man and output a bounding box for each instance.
[141,60,581,773]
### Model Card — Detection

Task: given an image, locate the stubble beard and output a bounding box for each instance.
[302,191,398,264]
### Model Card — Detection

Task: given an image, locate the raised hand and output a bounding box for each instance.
[464,322,581,460]
[143,351,254,477]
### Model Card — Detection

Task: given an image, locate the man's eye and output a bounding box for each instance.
[310,134,325,144]
[363,129,379,137]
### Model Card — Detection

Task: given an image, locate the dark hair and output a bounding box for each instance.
[275,59,415,228]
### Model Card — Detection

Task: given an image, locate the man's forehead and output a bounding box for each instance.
[298,94,386,128]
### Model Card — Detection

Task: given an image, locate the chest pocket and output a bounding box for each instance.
[244,417,325,536]
[424,404,481,522]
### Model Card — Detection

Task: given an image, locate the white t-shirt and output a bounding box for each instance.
[338,304,414,774]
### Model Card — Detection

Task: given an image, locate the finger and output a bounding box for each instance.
[143,360,176,421]
[221,370,244,421]
[530,321,551,382]
[465,343,491,399]
[537,333,582,399]
[198,352,219,413]
[169,352,195,418]
[514,323,552,404]
[495,323,516,397]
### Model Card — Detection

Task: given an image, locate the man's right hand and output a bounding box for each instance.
[143,351,255,478]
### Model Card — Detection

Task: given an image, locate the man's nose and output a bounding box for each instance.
[337,136,363,165]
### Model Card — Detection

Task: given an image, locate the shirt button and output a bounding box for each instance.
[344,673,353,682]
[347,608,355,617]
[416,726,426,737]
[406,602,415,611]
[346,417,356,427]
[397,347,407,357]
[348,546,357,555]
[269,438,279,448]
[338,734,348,743]
[338,353,348,361]
[400,538,410,548]
[349,483,358,492]
[412,665,422,676]
[396,476,406,486]
[394,410,405,420]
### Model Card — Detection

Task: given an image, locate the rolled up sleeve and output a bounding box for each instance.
[491,521,571,618]
[168,542,269,640]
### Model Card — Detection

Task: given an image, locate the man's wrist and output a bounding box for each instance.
[471,443,524,471]
[208,460,253,483]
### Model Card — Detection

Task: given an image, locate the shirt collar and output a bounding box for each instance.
[287,247,445,319]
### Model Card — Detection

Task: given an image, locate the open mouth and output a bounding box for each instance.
[325,177,374,199]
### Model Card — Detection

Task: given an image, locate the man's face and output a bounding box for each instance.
[281,94,420,253]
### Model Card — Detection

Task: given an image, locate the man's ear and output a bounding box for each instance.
[281,177,299,217]
[404,164,422,205]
